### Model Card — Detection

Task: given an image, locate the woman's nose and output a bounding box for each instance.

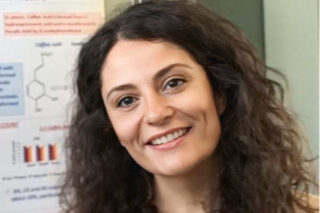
[143,92,174,125]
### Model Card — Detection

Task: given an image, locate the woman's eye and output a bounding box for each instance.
[164,78,185,90]
[117,96,136,107]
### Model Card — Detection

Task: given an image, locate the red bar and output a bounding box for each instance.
[24,146,33,163]
[36,145,45,162]
[49,144,57,161]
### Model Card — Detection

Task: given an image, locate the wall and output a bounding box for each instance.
[105,0,129,19]
[197,0,264,56]
[264,0,319,178]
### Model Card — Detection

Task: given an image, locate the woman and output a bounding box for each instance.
[61,1,318,212]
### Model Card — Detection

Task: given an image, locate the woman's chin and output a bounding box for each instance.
[150,161,199,178]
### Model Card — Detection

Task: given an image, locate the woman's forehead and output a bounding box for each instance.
[101,40,197,82]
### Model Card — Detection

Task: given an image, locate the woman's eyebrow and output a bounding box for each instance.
[106,63,191,100]
[106,84,137,100]
[153,63,191,82]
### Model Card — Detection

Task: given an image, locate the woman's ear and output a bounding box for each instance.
[215,93,226,116]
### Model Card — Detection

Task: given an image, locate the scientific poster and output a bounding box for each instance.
[0,0,105,212]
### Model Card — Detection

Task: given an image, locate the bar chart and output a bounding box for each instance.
[12,141,59,165]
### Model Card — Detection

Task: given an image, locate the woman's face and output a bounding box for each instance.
[101,40,221,177]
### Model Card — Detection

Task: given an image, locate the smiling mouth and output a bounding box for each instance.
[148,127,191,146]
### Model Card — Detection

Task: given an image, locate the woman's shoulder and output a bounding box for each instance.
[295,193,319,213]
[306,193,319,211]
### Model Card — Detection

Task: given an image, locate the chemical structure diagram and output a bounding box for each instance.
[26,52,58,112]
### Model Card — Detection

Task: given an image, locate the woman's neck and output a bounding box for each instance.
[152,154,220,213]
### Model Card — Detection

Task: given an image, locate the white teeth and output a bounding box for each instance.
[150,128,188,145]
[160,136,166,143]
[167,133,174,141]
[173,131,179,138]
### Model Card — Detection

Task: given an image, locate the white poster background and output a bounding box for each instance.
[0,1,105,212]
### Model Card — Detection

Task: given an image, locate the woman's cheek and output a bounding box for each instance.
[110,111,140,147]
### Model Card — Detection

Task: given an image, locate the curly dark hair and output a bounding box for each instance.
[60,1,318,212]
